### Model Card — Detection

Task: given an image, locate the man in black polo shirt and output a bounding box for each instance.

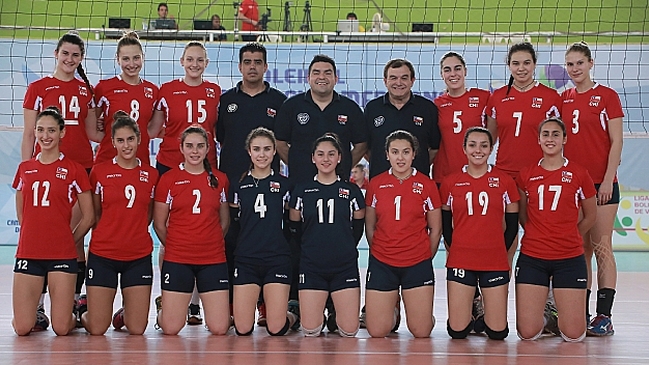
[216,42,287,327]
[275,54,368,184]
[364,58,440,178]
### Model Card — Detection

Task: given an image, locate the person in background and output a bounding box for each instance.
[346,12,365,32]
[154,3,178,30]
[350,163,369,191]
[237,0,259,42]
[211,15,227,41]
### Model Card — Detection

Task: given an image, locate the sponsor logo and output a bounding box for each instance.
[297,112,310,125]
[45,85,60,91]
[270,181,281,193]
[219,279,229,283]
[589,95,601,107]
[106,173,122,178]
[113,89,128,94]
[488,176,500,188]
[455,182,470,187]
[532,97,543,108]
[439,102,452,108]
[374,115,385,127]
[267,108,277,117]
[25,169,38,174]
[141,275,152,279]
[530,175,544,181]
[502,96,515,102]
[227,103,238,113]
[562,170,573,183]
[240,183,254,189]
[144,87,154,99]
[563,98,575,104]
[304,188,319,193]
[338,114,348,125]
[345,278,358,282]
[577,278,587,282]
[53,264,70,269]
[488,276,504,283]
[468,96,480,108]
[175,180,191,185]
[172,91,187,95]
[379,184,394,189]
[413,115,423,126]
[78,86,88,97]
[205,87,216,98]
[339,188,350,199]
[139,170,149,183]
[275,274,288,279]
[423,280,433,285]
[56,167,68,180]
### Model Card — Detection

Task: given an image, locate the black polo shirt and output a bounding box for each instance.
[275,90,367,184]
[216,81,287,184]
[364,92,440,178]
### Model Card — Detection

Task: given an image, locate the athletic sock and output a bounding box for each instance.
[596,288,615,317]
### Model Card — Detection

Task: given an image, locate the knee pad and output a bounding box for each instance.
[337,324,359,338]
[76,261,86,294]
[303,322,323,337]
[235,326,254,336]
[560,330,586,343]
[446,319,472,339]
[485,323,509,340]
[267,318,290,336]
[517,326,543,341]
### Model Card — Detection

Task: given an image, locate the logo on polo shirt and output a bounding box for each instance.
[589,95,601,107]
[488,176,500,188]
[144,87,154,99]
[140,170,149,183]
[562,171,573,183]
[205,88,216,98]
[413,116,423,126]
[532,97,543,108]
[267,108,277,117]
[297,113,310,125]
[227,103,238,113]
[339,188,349,199]
[270,181,281,193]
[56,167,68,180]
[469,96,480,108]
[374,115,385,127]
[412,181,423,194]
[78,86,88,97]
[338,115,348,125]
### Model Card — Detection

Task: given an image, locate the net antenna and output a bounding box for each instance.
[362,0,404,34]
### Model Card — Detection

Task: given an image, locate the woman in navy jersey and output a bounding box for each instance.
[12,107,94,336]
[440,127,519,340]
[79,112,158,335]
[288,133,365,337]
[152,126,230,335]
[515,118,597,342]
[230,127,297,336]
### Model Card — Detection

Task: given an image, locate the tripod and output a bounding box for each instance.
[283,2,292,32]
[299,1,312,42]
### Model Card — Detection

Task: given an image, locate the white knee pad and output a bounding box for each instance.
[303,322,323,337]
[517,327,543,341]
[338,324,359,338]
[561,330,586,343]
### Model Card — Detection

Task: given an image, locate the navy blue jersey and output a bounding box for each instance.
[290,178,365,273]
[230,171,291,263]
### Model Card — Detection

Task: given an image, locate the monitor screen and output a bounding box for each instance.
[337,19,359,33]
[108,18,131,29]
[154,19,177,29]
[194,20,212,30]
[412,23,434,32]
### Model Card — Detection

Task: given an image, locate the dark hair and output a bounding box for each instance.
[346,12,358,19]
[116,31,143,57]
[37,106,65,131]
[182,41,207,58]
[111,110,141,138]
[312,133,345,178]
[239,42,267,63]
[180,126,219,188]
[384,130,419,155]
[566,41,592,61]
[383,58,415,80]
[308,54,336,74]
[463,127,493,148]
[211,14,221,21]
[440,51,466,68]
[158,3,168,11]
[56,31,93,96]
[538,117,567,137]
[239,127,277,182]
[506,42,537,95]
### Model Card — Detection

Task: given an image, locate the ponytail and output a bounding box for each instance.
[506,75,514,95]
[77,63,94,96]
[203,157,219,188]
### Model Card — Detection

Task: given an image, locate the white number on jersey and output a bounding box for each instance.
[192,189,201,214]
[394,195,402,221]
[186,99,207,124]
[31,180,51,207]
[58,95,81,123]
[124,184,136,209]
[465,191,489,216]
[452,268,465,278]
[537,184,562,211]
[16,260,28,271]
[254,193,267,218]
[453,111,463,134]
[571,109,580,134]
[316,198,334,224]
[513,111,523,137]
[130,99,140,121]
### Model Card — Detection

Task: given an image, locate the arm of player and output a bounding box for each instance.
[428,148,438,165]
[599,117,623,205]
[427,207,442,259]
[237,9,259,27]
[15,190,23,225]
[84,108,105,143]
[352,208,366,246]
[578,196,597,238]
[517,188,528,228]
[486,116,498,143]
[364,206,376,246]
[92,191,102,229]
[351,142,368,166]
[73,191,95,244]
[148,110,165,139]
[153,201,170,246]
[441,206,452,250]
[220,202,230,236]
[504,202,519,251]
[276,140,289,164]
[21,109,38,161]
[288,207,302,243]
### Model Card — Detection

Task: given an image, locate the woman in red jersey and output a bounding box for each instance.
[515,118,597,342]
[153,126,230,335]
[12,107,94,336]
[78,112,158,335]
[562,42,623,336]
[94,32,159,165]
[440,127,519,340]
[364,130,442,338]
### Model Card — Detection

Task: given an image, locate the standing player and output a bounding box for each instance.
[364,58,439,179]
[22,31,101,329]
[288,133,365,337]
[94,31,159,165]
[152,126,230,335]
[364,130,442,338]
[515,118,597,342]
[79,112,158,335]
[562,42,624,336]
[217,43,287,326]
[230,127,297,336]
[237,0,259,41]
[440,127,519,340]
[12,107,94,336]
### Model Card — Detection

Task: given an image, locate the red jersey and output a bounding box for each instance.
[561,84,624,183]
[516,159,596,260]
[94,76,159,165]
[23,76,96,168]
[239,0,259,31]
[13,153,91,260]
[350,177,369,191]
[154,166,229,265]
[366,169,442,267]
[90,159,158,261]
[440,166,519,271]
[156,79,221,170]
[433,88,490,182]
[487,83,561,176]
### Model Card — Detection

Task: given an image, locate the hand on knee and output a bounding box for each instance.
[447,319,472,339]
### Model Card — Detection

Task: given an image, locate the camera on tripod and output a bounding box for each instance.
[259,7,272,31]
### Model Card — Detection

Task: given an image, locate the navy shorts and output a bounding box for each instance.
[161,261,229,293]
[365,255,434,291]
[595,182,620,205]
[446,267,510,288]
[515,253,587,289]
[298,263,360,292]
[233,257,292,286]
[86,252,153,289]
[13,258,77,276]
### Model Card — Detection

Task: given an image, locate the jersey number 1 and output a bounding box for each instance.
[316,198,334,224]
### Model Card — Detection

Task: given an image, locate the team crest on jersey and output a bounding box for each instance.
[589,95,601,107]
[374,116,385,127]
[413,116,423,126]
[227,103,238,113]
[338,188,350,199]
[56,167,68,180]
[139,170,149,183]
[488,176,500,188]
[205,88,216,98]
[412,181,423,194]
[338,115,348,125]
[531,97,543,108]
[468,96,480,108]
[270,181,281,192]
[562,171,573,183]
[144,87,154,99]
[267,108,277,117]
[78,86,88,97]
[297,113,310,125]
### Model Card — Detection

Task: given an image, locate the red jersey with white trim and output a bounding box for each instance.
[561,84,624,183]
[440,166,519,271]
[516,159,596,260]
[433,88,490,182]
[156,79,221,170]
[487,83,562,176]
[366,169,441,267]
[154,166,229,265]
[23,76,96,168]
[239,0,259,31]
[94,76,159,165]
[12,153,91,259]
[90,159,158,261]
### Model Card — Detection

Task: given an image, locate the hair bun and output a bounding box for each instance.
[123,30,140,40]
[112,110,129,119]
[44,106,62,115]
